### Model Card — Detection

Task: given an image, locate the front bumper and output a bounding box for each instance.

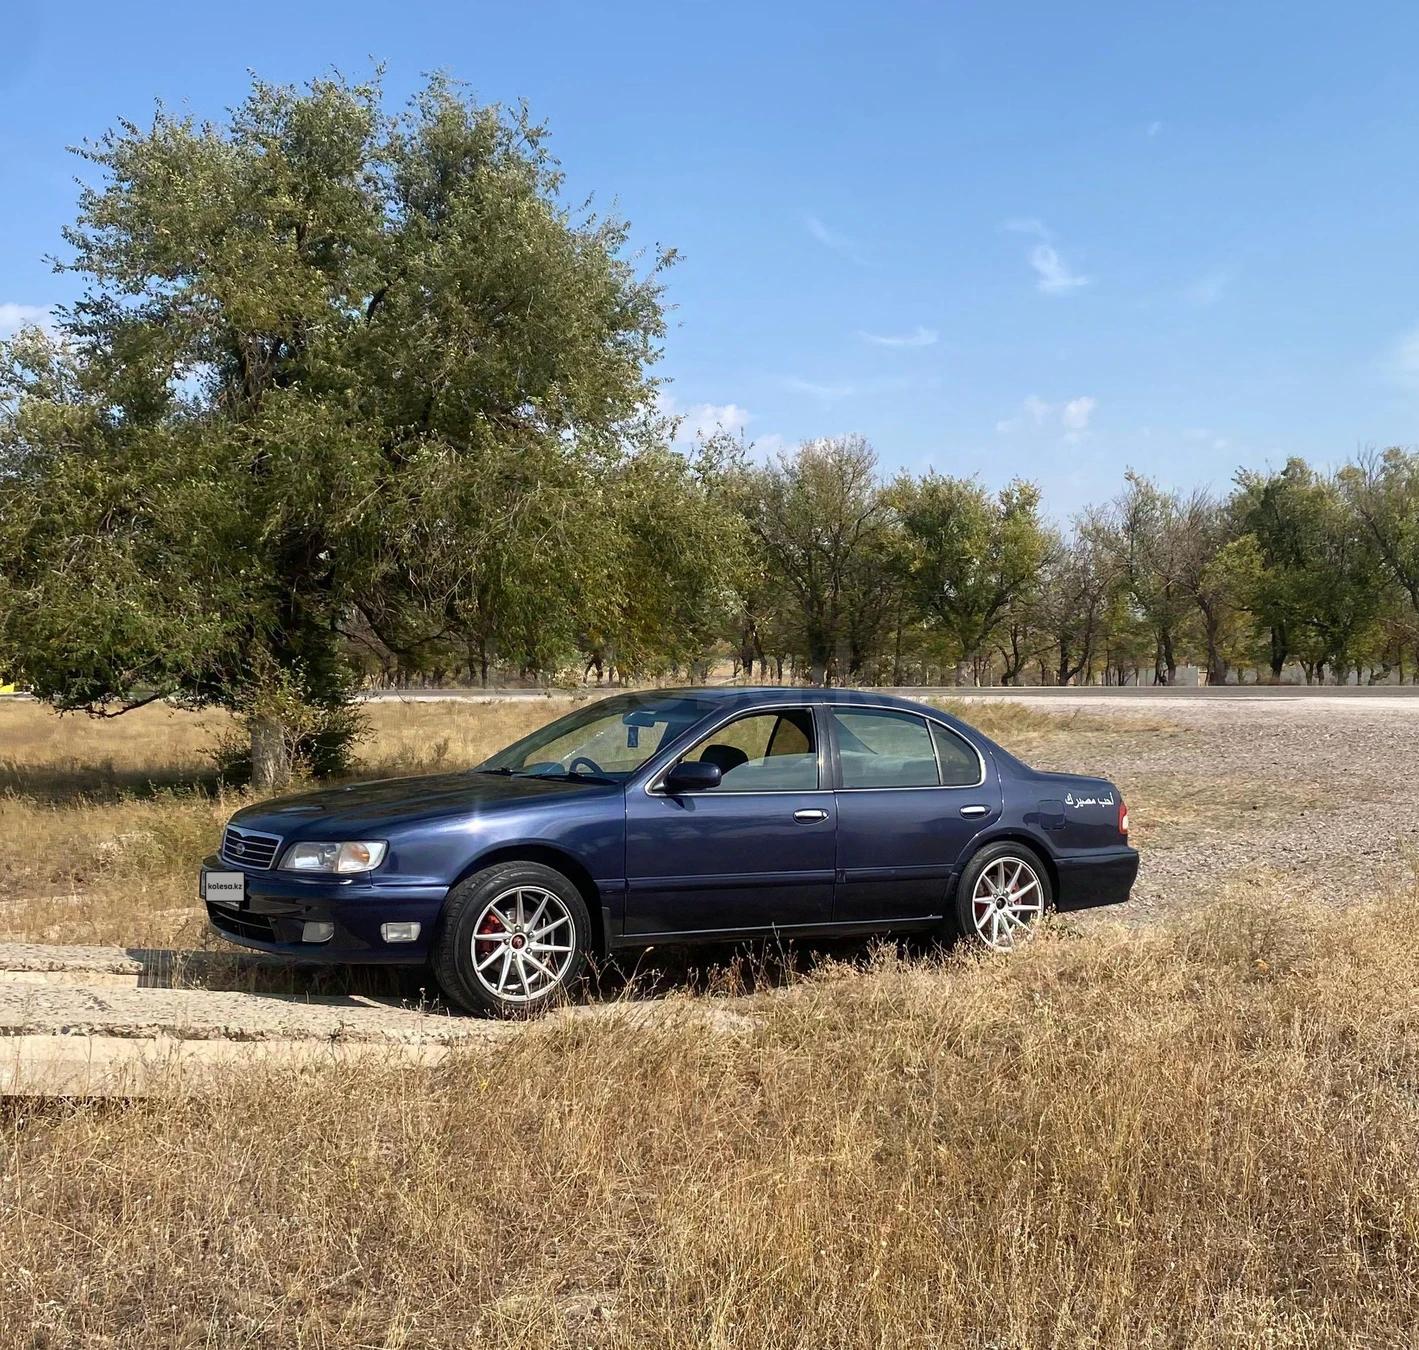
[200,856,447,964]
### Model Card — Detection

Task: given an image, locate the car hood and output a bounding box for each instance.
[229,771,615,837]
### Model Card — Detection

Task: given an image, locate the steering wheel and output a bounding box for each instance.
[567,755,606,777]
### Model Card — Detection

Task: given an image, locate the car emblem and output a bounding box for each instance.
[229,840,245,856]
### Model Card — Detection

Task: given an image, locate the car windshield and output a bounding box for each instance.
[476,692,717,782]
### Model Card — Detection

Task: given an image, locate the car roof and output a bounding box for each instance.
[657,685,944,714]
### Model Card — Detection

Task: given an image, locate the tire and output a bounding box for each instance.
[951,841,1053,952]
[432,861,592,1016]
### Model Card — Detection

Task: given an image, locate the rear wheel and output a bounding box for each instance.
[433,861,592,1016]
[953,842,1051,951]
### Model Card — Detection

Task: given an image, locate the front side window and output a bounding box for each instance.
[479,693,716,782]
[833,708,940,789]
[676,709,820,792]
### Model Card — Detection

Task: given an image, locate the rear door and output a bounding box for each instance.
[828,707,1002,923]
[623,706,837,937]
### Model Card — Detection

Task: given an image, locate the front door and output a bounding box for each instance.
[624,707,836,937]
[828,706,1002,923]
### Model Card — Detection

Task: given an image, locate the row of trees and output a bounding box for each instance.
[718,437,1419,693]
[3,71,1418,785]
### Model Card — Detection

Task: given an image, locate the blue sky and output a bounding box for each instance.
[4,0,1418,519]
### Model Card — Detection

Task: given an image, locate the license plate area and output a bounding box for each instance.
[203,869,246,909]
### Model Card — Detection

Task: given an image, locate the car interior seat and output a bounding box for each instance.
[697,743,750,775]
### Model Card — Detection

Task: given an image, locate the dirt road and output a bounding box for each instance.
[976,695,1419,924]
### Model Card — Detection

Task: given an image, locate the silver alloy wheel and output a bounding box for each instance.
[470,885,577,1004]
[971,856,1045,950]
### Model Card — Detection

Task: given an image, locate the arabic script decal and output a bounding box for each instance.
[1064,790,1115,810]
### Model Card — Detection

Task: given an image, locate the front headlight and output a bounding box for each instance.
[279,841,388,874]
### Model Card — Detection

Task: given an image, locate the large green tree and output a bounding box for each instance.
[1100,474,1193,684]
[740,436,889,686]
[1340,448,1419,616]
[0,72,684,783]
[1234,460,1381,683]
[894,474,1053,685]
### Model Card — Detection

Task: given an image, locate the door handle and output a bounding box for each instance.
[959,805,989,817]
[793,808,830,823]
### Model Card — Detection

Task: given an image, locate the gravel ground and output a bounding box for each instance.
[979,695,1419,925]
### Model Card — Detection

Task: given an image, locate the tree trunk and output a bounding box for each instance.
[250,714,291,790]
[1269,625,1287,680]
[738,630,756,682]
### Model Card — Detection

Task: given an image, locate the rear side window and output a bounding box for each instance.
[832,709,939,789]
[930,722,982,786]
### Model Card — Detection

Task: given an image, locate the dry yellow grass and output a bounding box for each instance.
[930,697,1186,761]
[5,888,1419,1346]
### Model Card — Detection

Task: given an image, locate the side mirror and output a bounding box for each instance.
[664,760,722,794]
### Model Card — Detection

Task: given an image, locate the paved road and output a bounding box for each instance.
[8,685,1416,708]
[354,684,1419,706]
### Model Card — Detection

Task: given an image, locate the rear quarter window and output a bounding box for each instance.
[930,722,982,786]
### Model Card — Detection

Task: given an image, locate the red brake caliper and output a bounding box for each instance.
[476,910,506,964]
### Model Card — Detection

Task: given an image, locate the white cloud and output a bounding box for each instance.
[997,393,1098,439]
[0,302,52,336]
[1147,120,1163,137]
[1184,427,1230,450]
[1029,243,1090,295]
[782,376,858,402]
[1389,325,1419,391]
[1061,396,1096,432]
[1003,220,1090,295]
[859,324,938,348]
[781,373,936,403]
[805,214,869,265]
[1003,217,1049,238]
[749,432,787,462]
[659,393,754,447]
[1023,394,1052,427]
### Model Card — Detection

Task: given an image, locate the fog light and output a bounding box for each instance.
[381,921,421,944]
[302,921,335,943]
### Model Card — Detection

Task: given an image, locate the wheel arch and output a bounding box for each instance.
[951,829,1060,904]
[446,843,609,958]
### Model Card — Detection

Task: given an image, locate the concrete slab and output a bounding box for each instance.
[0,980,755,1096]
[0,940,332,991]
[0,1033,460,1096]
[0,942,144,975]
[0,980,494,1044]
[0,969,140,990]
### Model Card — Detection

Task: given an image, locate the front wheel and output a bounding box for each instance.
[952,842,1052,951]
[433,861,592,1016]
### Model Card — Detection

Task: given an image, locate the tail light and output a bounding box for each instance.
[1118,796,1129,837]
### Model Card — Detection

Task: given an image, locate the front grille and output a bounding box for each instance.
[221,825,282,870]
[208,905,277,942]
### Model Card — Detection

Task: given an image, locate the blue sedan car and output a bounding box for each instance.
[200,687,1138,1015]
